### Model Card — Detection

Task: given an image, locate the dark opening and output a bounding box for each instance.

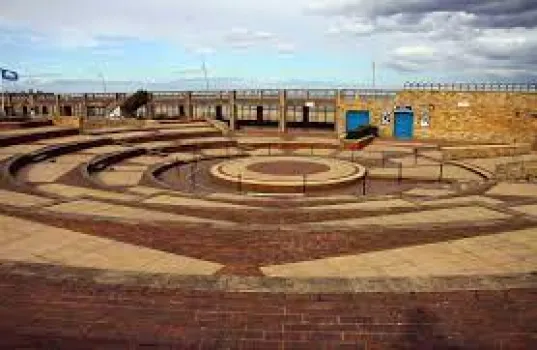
[42,106,49,115]
[256,106,263,123]
[63,105,73,116]
[302,106,310,124]
[179,105,185,117]
[22,106,28,116]
[216,105,223,119]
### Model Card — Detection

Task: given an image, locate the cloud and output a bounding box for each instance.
[307,0,537,28]
[307,0,537,80]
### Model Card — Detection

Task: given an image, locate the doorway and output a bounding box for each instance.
[216,105,223,120]
[302,106,310,125]
[256,106,263,123]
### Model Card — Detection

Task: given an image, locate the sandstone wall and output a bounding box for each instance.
[395,91,537,144]
[338,91,537,144]
[52,116,81,128]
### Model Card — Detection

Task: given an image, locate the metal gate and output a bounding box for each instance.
[346,110,370,132]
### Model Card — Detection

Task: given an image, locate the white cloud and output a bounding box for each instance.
[394,45,436,57]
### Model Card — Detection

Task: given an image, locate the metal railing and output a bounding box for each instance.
[403,82,537,92]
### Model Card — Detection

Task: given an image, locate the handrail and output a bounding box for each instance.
[403,82,537,92]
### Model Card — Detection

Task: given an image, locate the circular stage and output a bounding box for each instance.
[210,156,366,193]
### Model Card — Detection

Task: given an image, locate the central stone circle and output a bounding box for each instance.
[210,156,366,193]
[246,160,330,176]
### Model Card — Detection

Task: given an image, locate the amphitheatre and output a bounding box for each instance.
[0,83,536,348]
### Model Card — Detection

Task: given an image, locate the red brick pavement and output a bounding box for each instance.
[0,272,535,349]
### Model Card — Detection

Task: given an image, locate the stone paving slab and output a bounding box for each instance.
[144,195,256,209]
[261,227,537,278]
[0,126,70,137]
[365,145,414,154]
[127,155,167,165]
[201,148,243,157]
[391,155,439,166]
[486,183,537,197]
[96,171,144,187]
[337,150,384,160]
[511,204,537,217]
[127,186,167,196]
[156,127,218,135]
[34,135,97,145]
[0,213,222,275]
[178,137,232,145]
[466,154,537,172]
[23,155,94,183]
[302,206,510,227]
[419,195,504,207]
[0,144,46,154]
[404,188,455,197]
[38,184,139,202]
[0,189,55,208]
[45,199,233,226]
[369,165,481,181]
[291,149,335,156]
[107,165,147,172]
[246,148,287,156]
[306,199,414,211]
[81,145,132,155]
[109,131,156,141]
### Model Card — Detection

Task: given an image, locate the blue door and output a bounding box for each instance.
[346,110,370,132]
[394,111,414,139]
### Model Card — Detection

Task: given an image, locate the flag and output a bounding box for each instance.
[1,69,19,82]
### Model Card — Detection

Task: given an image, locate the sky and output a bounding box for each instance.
[1,0,536,92]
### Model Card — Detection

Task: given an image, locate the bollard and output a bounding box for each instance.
[303,174,307,194]
[362,171,367,196]
[439,162,444,182]
[398,163,403,184]
[414,148,418,165]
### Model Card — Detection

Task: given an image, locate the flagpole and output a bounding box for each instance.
[1,74,4,117]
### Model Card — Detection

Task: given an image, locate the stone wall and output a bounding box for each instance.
[52,115,81,128]
[337,96,395,138]
[442,143,532,160]
[338,91,537,144]
[496,161,537,181]
[82,117,147,130]
[395,91,537,144]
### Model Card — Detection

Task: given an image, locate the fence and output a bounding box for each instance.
[403,82,537,92]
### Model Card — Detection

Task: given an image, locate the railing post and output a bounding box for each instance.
[362,171,368,196]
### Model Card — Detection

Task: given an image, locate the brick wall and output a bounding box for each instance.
[0,272,534,349]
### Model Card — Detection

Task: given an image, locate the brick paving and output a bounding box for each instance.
[0,266,534,349]
[0,125,536,348]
